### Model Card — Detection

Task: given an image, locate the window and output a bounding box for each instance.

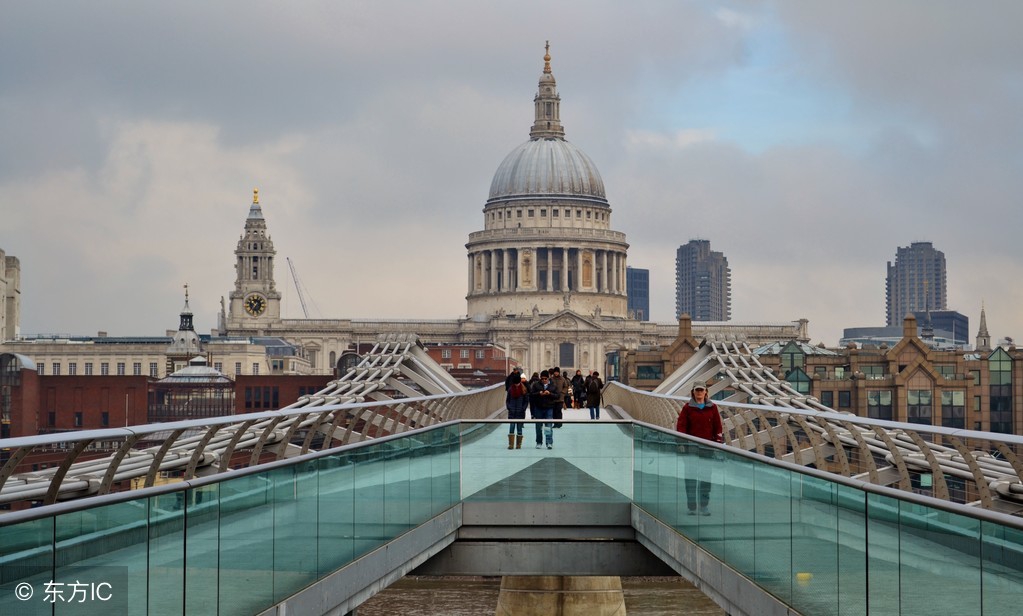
[52,363,61,375]
[834,367,846,379]
[441,349,451,359]
[540,209,546,217]
[101,363,109,376]
[214,362,223,373]
[101,412,109,427]
[117,362,125,376]
[253,363,260,375]
[785,368,811,394]
[576,209,581,218]
[586,211,591,219]
[861,365,885,379]
[941,391,965,429]
[989,349,1013,434]
[74,412,82,427]
[552,209,559,217]
[866,390,892,420]
[48,412,55,426]
[936,365,956,379]
[149,362,158,377]
[85,362,93,376]
[528,209,534,217]
[780,342,805,377]
[133,362,142,376]
[559,342,575,368]
[820,391,834,408]
[460,349,470,359]
[235,362,242,375]
[637,365,663,380]
[476,350,485,359]
[974,395,981,412]
[68,362,77,375]
[907,389,932,425]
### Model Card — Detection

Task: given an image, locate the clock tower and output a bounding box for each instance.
[225,189,282,333]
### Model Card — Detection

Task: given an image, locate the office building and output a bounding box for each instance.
[675,240,731,321]
[886,242,947,326]
[626,267,649,321]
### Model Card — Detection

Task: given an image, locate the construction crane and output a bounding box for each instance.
[286,257,319,318]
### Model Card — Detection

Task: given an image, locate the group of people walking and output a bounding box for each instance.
[503,366,605,450]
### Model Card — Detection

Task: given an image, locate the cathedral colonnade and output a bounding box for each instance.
[467,247,627,296]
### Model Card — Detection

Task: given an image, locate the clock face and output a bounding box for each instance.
[244,294,267,317]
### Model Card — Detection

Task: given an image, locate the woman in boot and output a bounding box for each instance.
[506,376,529,449]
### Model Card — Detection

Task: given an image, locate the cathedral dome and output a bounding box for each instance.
[487,138,607,203]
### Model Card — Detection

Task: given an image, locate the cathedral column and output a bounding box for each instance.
[611,252,619,294]
[577,249,584,290]
[490,250,498,292]
[502,249,510,292]
[561,247,569,291]
[620,253,627,295]
[467,253,474,296]
[546,247,553,292]
[530,246,539,291]
[600,250,608,293]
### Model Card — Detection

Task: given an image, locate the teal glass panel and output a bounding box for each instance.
[790,474,838,615]
[981,522,1023,616]
[0,516,53,615]
[148,491,185,616]
[55,499,144,615]
[436,424,460,515]
[716,447,750,565]
[217,472,274,615]
[834,485,867,616]
[897,502,980,616]
[461,422,632,503]
[866,493,901,616]
[633,425,655,513]
[317,452,355,575]
[383,437,412,535]
[272,461,320,603]
[752,462,791,604]
[184,483,220,615]
[408,432,434,525]
[351,443,386,558]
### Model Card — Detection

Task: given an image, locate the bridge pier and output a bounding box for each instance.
[495,576,626,615]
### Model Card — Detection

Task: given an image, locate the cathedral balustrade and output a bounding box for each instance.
[467,228,628,242]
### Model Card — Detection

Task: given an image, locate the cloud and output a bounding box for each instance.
[1,2,1021,348]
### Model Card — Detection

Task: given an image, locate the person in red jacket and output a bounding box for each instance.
[675,383,723,516]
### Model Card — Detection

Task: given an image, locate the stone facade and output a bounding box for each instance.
[0,248,20,342]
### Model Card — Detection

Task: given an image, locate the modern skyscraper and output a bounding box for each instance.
[626,267,649,321]
[885,242,947,326]
[675,240,731,322]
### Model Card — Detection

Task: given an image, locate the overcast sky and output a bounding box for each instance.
[2,1,1021,346]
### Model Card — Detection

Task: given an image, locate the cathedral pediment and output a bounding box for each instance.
[530,310,603,332]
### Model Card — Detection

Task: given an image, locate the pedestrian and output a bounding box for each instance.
[506,375,528,449]
[586,370,604,420]
[549,367,566,428]
[571,370,585,409]
[528,372,543,447]
[530,370,556,449]
[675,383,723,516]
[504,365,522,400]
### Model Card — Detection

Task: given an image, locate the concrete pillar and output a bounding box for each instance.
[495,576,626,615]
[468,253,474,296]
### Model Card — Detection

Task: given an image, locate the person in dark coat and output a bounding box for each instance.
[585,371,604,420]
[571,370,586,409]
[528,372,542,446]
[506,376,529,449]
[675,383,723,516]
[530,370,556,449]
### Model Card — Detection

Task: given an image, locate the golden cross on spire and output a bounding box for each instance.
[253,188,259,204]
[543,40,551,73]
